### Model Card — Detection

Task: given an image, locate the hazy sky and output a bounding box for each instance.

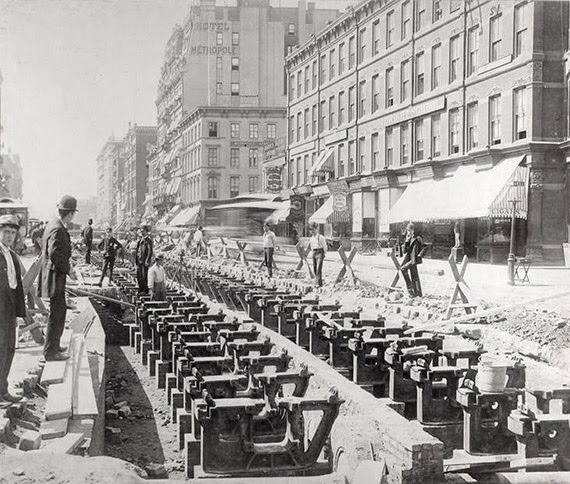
[0,0,353,219]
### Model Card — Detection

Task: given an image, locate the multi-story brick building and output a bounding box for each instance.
[96,137,124,227]
[149,0,343,224]
[285,0,569,264]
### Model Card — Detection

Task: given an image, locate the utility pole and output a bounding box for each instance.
[506,198,518,286]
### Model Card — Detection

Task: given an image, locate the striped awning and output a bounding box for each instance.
[309,197,333,224]
[265,201,291,224]
[307,148,334,179]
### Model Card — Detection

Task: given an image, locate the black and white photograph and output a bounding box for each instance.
[1,0,570,482]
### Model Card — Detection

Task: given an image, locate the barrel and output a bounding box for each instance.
[476,355,509,393]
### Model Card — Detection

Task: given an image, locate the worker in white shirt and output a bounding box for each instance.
[147,254,166,301]
[193,226,205,258]
[262,223,276,278]
[309,222,327,287]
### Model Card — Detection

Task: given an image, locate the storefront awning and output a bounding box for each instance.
[309,197,334,224]
[307,148,334,179]
[211,200,284,211]
[312,184,330,197]
[167,177,181,196]
[388,155,528,224]
[170,205,200,227]
[265,201,291,224]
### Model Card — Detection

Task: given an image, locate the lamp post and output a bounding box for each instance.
[506,199,518,286]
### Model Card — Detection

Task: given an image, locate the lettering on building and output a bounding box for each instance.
[189,45,239,56]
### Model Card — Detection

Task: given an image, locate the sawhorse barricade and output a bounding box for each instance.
[335,246,358,285]
[443,252,477,320]
[295,242,315,279]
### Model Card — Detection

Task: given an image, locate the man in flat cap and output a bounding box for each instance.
[147,253,166,301]
[135,225,153,294]
[0,215,26,403]
[38,195,77,361]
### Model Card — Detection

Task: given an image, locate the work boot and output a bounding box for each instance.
[96,281,103,287]
[45,352,69,362]
[1,393,22,403]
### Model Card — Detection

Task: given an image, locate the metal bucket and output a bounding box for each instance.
[476,355,509,393]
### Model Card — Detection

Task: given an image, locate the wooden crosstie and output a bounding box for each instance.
[295,242,314,279]
[335,246,358,285]
[443,252,478,320]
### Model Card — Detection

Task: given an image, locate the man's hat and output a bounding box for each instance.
[57,195,78,212]
[155,253,164,260]
[0,214,20,229]
[309,222,318,230]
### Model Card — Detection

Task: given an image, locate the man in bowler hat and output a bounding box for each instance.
[136,225,153,294]
[38,195,78,361]
[0,215,26,402]
[82,218,94,264]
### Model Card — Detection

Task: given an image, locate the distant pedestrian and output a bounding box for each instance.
[453,221,461,249]
[30,222,45,255]
[262,223,276,277]
[97,227,123,286]
[0,215,26,403]
[400,222,426,298]
[82,218,94,264]
[38,195,78,361]
[309,222,327,287]
[135,225,153,294]
[193,226,204,258]
[148,254,166,301]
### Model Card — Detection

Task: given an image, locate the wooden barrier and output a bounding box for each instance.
[443,253,477,320]
[335,247,358,285]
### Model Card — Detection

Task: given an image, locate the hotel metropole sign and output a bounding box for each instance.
[189,45,238,56]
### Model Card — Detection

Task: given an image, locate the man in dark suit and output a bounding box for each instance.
[135,225,153,294]
[97,227,123,286]
[38,195,78,361]
[82,218,94,264]
[400,222,426,298]
[0,215,26,403]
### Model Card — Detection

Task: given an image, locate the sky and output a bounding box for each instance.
[0,0,354,219]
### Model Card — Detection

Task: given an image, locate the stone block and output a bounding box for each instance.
[18,430,42,451]
[148,351,160,377]
[155,360,168,389]
[177,411,193,451]
[170,389,183,424]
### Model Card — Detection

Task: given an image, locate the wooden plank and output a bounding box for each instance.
[72,341,98,418]
[40,330,74,385]
[40,418,69,440]
[38,432,85,454]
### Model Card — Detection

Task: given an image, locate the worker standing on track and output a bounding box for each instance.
[82,218,94,264]
[148,254,166,301]
[38,195,78,362]
[97,227,123,286]
[400,222,426,298]
[0,215,26,403]
[309,222,327,288]
[262,223,276,278]
[135,225,153,295]
[193,226,205,258]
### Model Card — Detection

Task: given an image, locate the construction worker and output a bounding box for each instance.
[309,222,327,287]
[30,221,45,255]
[400,222,426,298]
[97,227,123,286]
[193,226,204,258]
[82,218,94,264]
[262,223,276,278]
[38,195,78,362]
[147,254,166,301]
[0,215,26,403]
[135,225,153,294]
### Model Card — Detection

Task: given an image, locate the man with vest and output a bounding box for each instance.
[38,195,77,362]
[309,222,327,288]
[147,254,166,301]
[0,215,26,403]
[97,227,123,286]
[135,225,153,294]
[82,218,94,264]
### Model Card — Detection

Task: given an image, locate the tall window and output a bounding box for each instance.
[415,2,426,31]
[216,32,223,45]
[230,176,240,198]
[230,147,240,167]
[337,144,345,177]
[231,57,239,71]
[329,96,336,128]
[372,74,380,113]
[386,67,394,107]
[433,0,442,22]
[467,102,478,150]
[490,14,502,62]
[230,122,240,139]
[296,112,302,141]
[312,104,317,135]
[339,42,346,74]
[304,65,310,93]
[432,44,441,89]
[348,86,356,122]
[349,36,356,69]
[231,83,239,96]
[329,49,336,79]
[449,109,460,154]
[216,56,222,70]
[467,26,479,76]
[371,133,379,171]
[414,119,424,161]
[372,20,380,55]
[431,114,441,157]
[415,52,425,95]
[386,11,395,47]
[450,35,460,82]
[207,176,218,199]
[248,148,258,167]
[400,124,409,165]
[402,1,411,39]
[348,140,355,175]
[267,123,276,139]
[290,74,295,99]
[216,82,222,94]
[401,60,410,102]
[358,137,366,172]
[248,176,259,193]
[514,2,528,57]
[386,127,394,167]
[297,156,302,185]
[232,32,239,45]
[338,91,346,125]
[304,108,309,138]
[489,95,501,145]
[320,54,326,85]
[208,122,218,137]
[249,123,259,139]
[303,154,309,184]
[359,81,366,118]
[288,23,295,35]
[289,115,294,142]
[319,100,326,133]
[513,87,527,139]
[359,28,367,63]
[312,60,318,89]
[208,147,218,167]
